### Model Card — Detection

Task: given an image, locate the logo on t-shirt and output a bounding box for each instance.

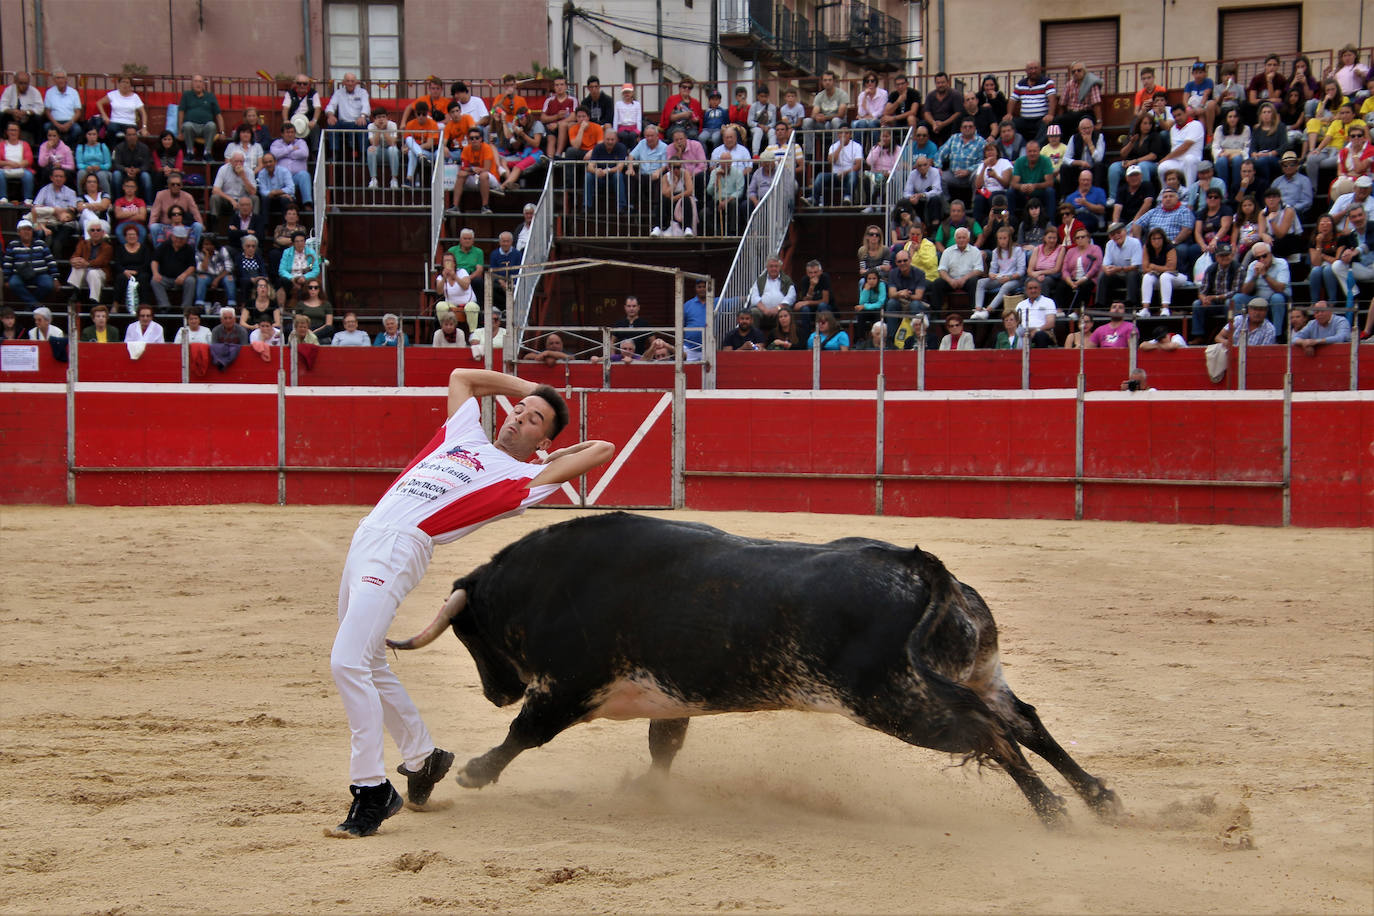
[361,575,386,586]
[442,445,485,472]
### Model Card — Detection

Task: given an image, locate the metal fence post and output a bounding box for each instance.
[1021,336,1030,389]
[277,366,287,505]
[874,375,885,515]
[1075,372,1086,521]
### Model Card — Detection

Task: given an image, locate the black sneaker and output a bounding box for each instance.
[326,780,403,838]
[396,748,454,806]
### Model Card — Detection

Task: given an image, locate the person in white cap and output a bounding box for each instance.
[613,83,642,147]
[1330,174,1374,235]
[3,218,58,304]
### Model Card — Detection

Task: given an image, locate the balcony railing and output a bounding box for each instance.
[821,0,905,69]
[718,0,828,76]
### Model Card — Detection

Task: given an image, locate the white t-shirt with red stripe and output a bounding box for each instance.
[366,399,561,545]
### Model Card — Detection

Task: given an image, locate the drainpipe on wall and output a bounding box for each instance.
[936,0,944,75]
[302,0,313,76]
[34,0,45,71]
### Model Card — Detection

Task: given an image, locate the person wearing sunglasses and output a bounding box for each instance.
[281,74,322,154]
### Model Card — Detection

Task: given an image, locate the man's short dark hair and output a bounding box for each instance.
[451,81,469,95]
[530,385,570,439]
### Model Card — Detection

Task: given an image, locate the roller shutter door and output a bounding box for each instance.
[1043,19,1120,75]
[1220,6,1300,62]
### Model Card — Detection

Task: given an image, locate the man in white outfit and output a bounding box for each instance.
[326,368,614,838]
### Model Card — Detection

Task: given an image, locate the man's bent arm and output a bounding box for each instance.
[532,440,615,486]
[447,368,536,416]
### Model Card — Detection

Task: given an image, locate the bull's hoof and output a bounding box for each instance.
[455,759,499,789]
[1088,784,1125,821]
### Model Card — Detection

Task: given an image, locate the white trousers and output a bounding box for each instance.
[67,267,107,300]
[332,519,436,786]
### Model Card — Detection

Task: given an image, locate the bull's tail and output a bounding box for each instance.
[905,547,1017,766]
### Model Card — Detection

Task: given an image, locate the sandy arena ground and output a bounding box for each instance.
[1,505,1371,914]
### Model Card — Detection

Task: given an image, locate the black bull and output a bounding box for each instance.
[389,513,1121,824]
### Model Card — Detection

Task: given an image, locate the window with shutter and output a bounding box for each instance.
[326,1,404,87]
[1220,6,1300,84]
[1042,19,1120,92]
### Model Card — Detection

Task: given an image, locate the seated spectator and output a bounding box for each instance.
[579,77,614,129]
[1086,301,1135,348]
[1012,60,1056,141]
[42,69,83,148]
[210,306,250,345]
[933,198,981,253]
[930,227,985,314]
[75,172,112,240]
[149,203,195,249]
[487,230,523,312]
[1040,124,1069,176]
[148,172,205,247]
[233,107,272,149]
[1110,164,1155,228]
[36,125,74,187]
[698,88,729,152]
[97,75,148,140]
[896,154,946,228]
[1059,118,1104,195]
[1239,241,1292,330]
[194,235,236,310]
[365,108,401,189]
[803,70,850,153]
[1211,108,1251,195]
[1291,300,1352,354]
[434,252,473,323]
[492,107,541,191]
[1064,168,1107,233]
[1138,325,1187,351]
[629,124,672,227]
[1108,115,1166,202]
[3,218,58,304]
[151,225,197,311]
[938,313,975,350]
[224,125,264,175]
[1195,187,1234,261]
[1248,102,1287,182]
[210,151,257,228]
[857,224,894,282]
[110,173,150,238]
[1025,223,1065,304]
[851,320,888,350]
[659,76,703,146]
[249,315,283,346]
[325,72,372,157]
[1139,227,1184,317]
[226,195,267,252]
[995,309,1023,349]
[1010,139,1056,217]
[1054,196,1090,246]
[1230,193,1266,260]
[962,88,993,140]
[177,74,225,160]
[1306,214,1344,303]
[659,158,699,236]
[0,306,23,340]
[124,303,165,344]
[432,310,468,348]
[1329,120,1372,200]
[583,129,628,214]
[446,229,485,305]
[749,257,797,328]
[975,224,1026,318]
[373,312,409,347]
[282,74,323,154]
[75,129,113,198]
[332,311,371,346]
[150,130,183,194]
[1017,197,1051,249]
[1228,158,1268,215]
[807,309,849,350]
[884,248,930,339]
[1331,203,1374,298]
[977,194,1017,250]
[1097,222,1143,308]
[269,122,313,205]
[937,117,984,205]
[610,295,651,352]
[288,312,319,346]
[1244,54,1289,126]
[881,74,921,133]
[766,305,802,350]
[853,268,887,339]
[26,305,64,339]
[971,141,1013,223]
[294,276,334,343]
[277,230,321,304]
[1181,61,1218,136]
[1158,104,1205,187]
[80,303,120,342]
[864,128,901,203]
[561,106,603,161]
[1332,174,1374,234]
[907,124,940,163]
[853,74,888,147]
[468,308,506,358]
[1271,151,1314,217]
[793,260,832,339]
[1063,311,1094,349]
[722,309,766,351]
[255,152,295,220]
[241,276,280,329]
[1216,297,1277,347]
[1134,187,1198,276]
[67,219,113,303]
[28,165,80,256]
[1059,225,1102,313]
[516,201,537,251]
[112,222,152,310]
[614,83,643,147]
[1330,44,1370,101]
[1183,160,1227,217]
[234,235,270,300]
[990,118,1025,166]
[899,219,940,285]
[705,151,746,236]
[746,155,774,208]
[1015,276,1058,347]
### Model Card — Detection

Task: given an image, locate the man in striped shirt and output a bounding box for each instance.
[1011,60,1056,144]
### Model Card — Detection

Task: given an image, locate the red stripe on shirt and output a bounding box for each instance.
[387,424,446,491]
[416,476,534,539]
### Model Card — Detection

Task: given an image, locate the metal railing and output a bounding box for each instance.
[429,135,445,268]
[714,134,799,348]
[314,128,439,210]
[510,165,556,329]
[882,126,915,246]
[553,157,760,240]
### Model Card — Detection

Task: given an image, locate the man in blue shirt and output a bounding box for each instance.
[682,277,710,360]
[1064,168,1108,232]
[488,231,523,311]
[1292,300,1352,355]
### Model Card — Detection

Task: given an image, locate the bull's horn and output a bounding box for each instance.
[386,589,466,650]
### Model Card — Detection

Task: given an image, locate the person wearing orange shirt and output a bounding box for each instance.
[560,106,604,161]
[490,74,529,126]
[400,77,447,129]
[455,126,502,213]
[403,102,440,186]
[1133,67,1165,116]
[441,103,477,166]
